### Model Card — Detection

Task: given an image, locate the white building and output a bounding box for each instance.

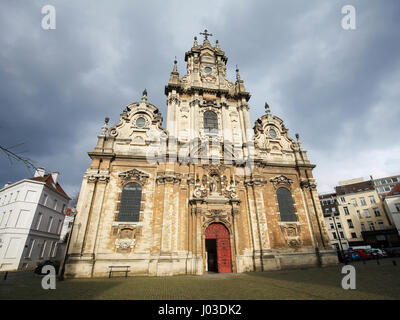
[0,168,70,271]
[383,183,400,235]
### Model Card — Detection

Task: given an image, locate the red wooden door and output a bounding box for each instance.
[205,223,232,273]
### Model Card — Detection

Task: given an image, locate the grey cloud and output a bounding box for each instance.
[0,0,399,196]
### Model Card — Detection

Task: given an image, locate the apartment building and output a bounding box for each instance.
[0,168,70,271]
[319,192,349,251]
[335,178,394,247]
[373,175,400,198]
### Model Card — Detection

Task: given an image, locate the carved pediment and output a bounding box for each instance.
[118,168,149,184]
[269,175,293,189]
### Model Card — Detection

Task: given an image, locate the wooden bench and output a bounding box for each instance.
[108,266,130,278]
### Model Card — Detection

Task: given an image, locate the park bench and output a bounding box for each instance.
[108,266,130,278]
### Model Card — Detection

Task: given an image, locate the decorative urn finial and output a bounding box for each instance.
[265,102,271,115]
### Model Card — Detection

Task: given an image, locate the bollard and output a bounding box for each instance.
[376,259,380,265]
[393,260,397,266]
[3,271,8,280]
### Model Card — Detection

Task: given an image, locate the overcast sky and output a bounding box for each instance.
[1,0,399,198]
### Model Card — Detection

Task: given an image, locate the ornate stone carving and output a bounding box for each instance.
[278,222,301,249]
[114,227,138,252]
[118,168,149,184]
[269,175,293,189]
[300,178,317,189]
[156,172,182,184]
[244,175,266,186]
[115,238,136,250]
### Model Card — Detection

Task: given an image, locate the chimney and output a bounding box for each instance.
[51,171,59,184]
[34,167,45,177]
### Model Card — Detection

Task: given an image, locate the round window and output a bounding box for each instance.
[269,128,277,138]
[205,66,212,73]
[136,117,146,128]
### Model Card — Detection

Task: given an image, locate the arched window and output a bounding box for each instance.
[276,187,297,221]
[204,111,218,132]
[117,183,142,222]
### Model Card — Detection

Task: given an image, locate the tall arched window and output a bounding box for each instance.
[276,187,297,222]
[204,111,218,132]
[118,183,142,222]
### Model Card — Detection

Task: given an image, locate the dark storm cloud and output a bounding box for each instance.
[1,0,399,196]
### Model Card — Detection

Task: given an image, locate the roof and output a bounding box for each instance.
[387,183,400,196]
[335,180,375,196]
[30,174,70,200]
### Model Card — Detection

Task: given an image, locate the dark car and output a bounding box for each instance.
[34,260,60,274]
[343,250,360,261]
[385,248,400,257]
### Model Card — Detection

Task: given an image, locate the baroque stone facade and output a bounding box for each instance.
[65,34,337,278]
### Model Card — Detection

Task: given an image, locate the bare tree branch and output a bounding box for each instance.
[0,144,37,170]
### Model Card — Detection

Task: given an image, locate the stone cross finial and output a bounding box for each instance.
[200,29,213,40]
[193,36,198,46]
[235,65,241,81]
[142,89,147,101]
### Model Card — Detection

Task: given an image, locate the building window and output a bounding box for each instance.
[377,221,385,230]
[54,199,57,211]
[357,210,361,218]
[6,210,12,227]
[337,222,342,229]
[332,232,337,239]
[332,207,336,213]
[373,208,381,217]
[276,188,297,222]
[35,212,43,230]
[368,222,375,231]
[340,231,345,239]
[369,195,376,204]
[351,233,357,239]
[360,197,366,206]
[363,209,370,218]
[361,223,366,231]
[40,241,47,258]
[203,110,218,132]
[52,242,58,257]
[347,219,354,228]
[343,206,350,215]
[61,204,66,214]
[117,183,142,222]
[330,223,334,230]
[42,194,48,206]
[395,203,400,213]
[57,219,62,234]
[340,197,346,203]
[351,198,357,207]
[47,217,53,232]
[25,239,35,258]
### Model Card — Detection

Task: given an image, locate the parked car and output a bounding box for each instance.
[368,248,388,258]
[343,250,360,261]
[353,249,372,259]
[385,248,400,257]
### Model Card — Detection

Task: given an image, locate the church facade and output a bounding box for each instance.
[65,34,337,278]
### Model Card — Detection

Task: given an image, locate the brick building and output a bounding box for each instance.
[65,34,336,278]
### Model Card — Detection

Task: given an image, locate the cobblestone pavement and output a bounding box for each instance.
[1,258,399,300]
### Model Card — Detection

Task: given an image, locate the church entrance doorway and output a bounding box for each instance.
[205,223,232,273]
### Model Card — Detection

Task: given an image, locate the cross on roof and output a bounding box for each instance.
[200,29,213,40]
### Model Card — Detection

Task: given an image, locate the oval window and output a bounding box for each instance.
[136,117,146,128]
[269,128,277,138]
[205,66,212,73]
